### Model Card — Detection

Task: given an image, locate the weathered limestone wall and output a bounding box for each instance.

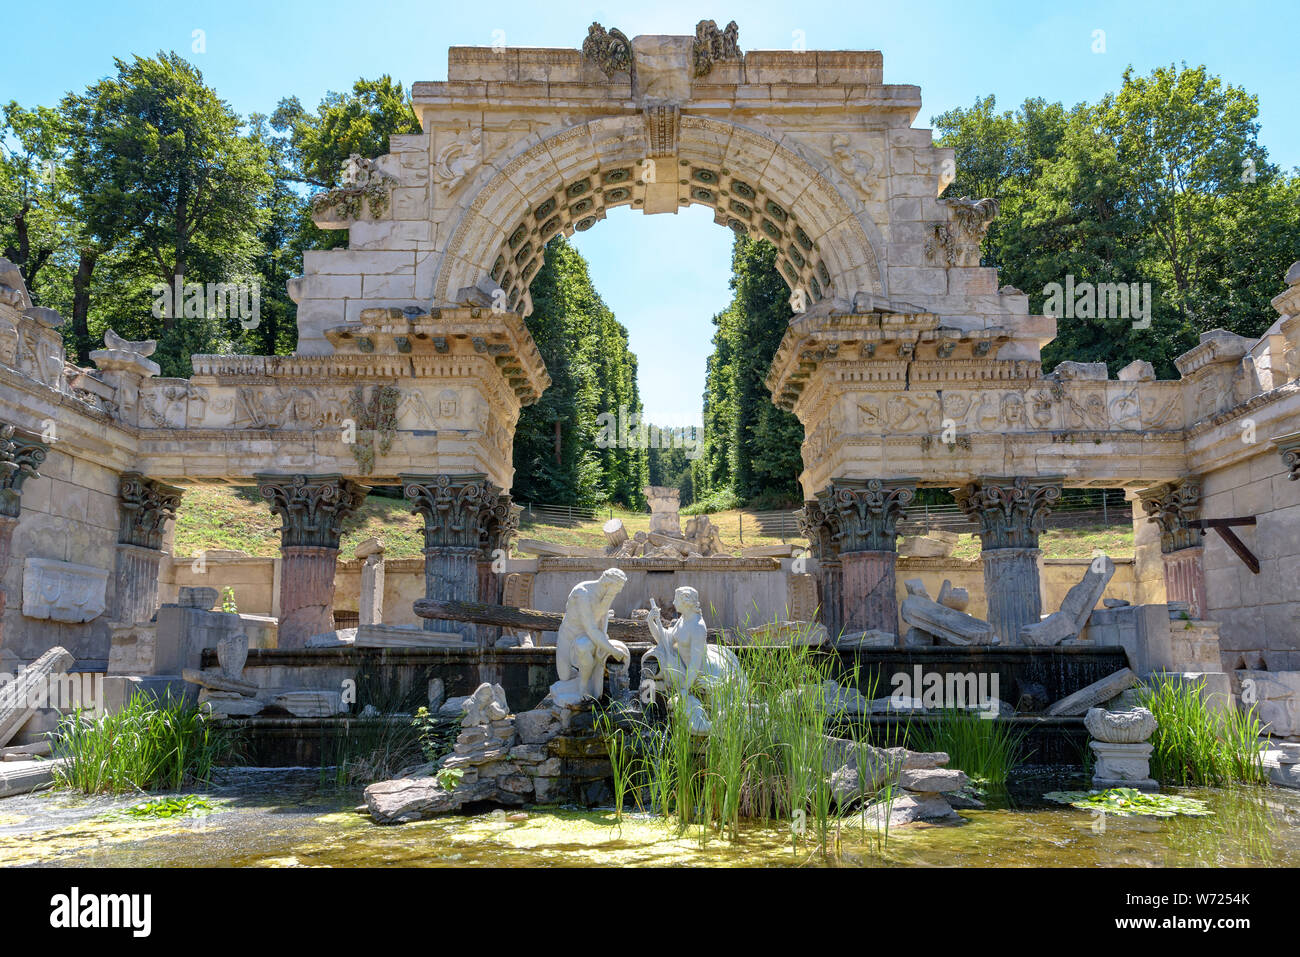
[1197,443,1300,671]
[1,445,123,666]
[160,550,1139,637]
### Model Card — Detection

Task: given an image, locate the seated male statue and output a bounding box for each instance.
[551,567,631,705]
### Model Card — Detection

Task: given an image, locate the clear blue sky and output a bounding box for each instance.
[5,0,1297,421]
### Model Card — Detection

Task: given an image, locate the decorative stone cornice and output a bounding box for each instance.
[1173,329,1252,379]
[1273,431,1300,481]
[817,478,916,553]
[0,425,47,519]
[118,472,183,550]
[1137,480,1203,553]
[402,473,502,551]
[953,476,1063,550]
[257,473,368,549]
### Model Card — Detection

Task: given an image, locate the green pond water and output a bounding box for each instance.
[2,768,1299,867]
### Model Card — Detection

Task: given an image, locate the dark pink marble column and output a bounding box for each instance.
[840,549,900,635]
[1138,479,1206,618]
[812,479,914,643]
[278,546,341,646]
[1163,547,1207,618]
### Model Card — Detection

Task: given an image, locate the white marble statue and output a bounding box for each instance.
[550,568,631,707]
[643,586,743,735]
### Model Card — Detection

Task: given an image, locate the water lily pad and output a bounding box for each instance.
[1044,787,1212,818]
[123,796,216,819]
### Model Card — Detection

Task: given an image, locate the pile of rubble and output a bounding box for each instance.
[363,683,614,823]
[823,736,976,825]
[603,513,726,560]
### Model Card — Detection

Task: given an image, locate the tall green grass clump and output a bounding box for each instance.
[1139,678,1267,787]
[911,708,1029,785]
[52,691,237,794]
[600,627,861,856]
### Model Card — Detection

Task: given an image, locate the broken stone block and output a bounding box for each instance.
[900,594,994,646]
[900,767,968,792]
[938,579,969,612]
[862,792,958,827]
[199,690,265,717]
[182,668,260,697]
[834,629,897,649]
[1235,670,1300,736]
[271,690,345,717]
[0,646,74,747]
[898,532,958,558]
[514,707,561,744]
[1045,668,1138,716]
[1021,555,1114,646]
[1117,359,1156,382]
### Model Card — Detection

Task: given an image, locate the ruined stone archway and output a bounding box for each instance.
[431,113,886,318]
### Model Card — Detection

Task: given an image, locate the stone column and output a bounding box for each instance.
[954,476,1062,644]
[798,498,842,640]
[0,426,46,642]
[1137,479,1206,618]
[402,474,502,640]
[113,472,182,626]
[356,539,385,626]
[817,479,915,639]
[257,473,367,648]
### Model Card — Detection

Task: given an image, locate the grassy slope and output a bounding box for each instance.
[173,487,1134,560]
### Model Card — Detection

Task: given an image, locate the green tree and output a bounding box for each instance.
[694,236,804,507]
[60,52,270,373]
[0,102,71,304]
[934,65,1300,378]
[271,77,421,255]
[512,237,647,509]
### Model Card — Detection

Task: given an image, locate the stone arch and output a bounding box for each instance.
[433,115,885,317]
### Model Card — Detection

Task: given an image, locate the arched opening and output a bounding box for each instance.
[433,116,886,318]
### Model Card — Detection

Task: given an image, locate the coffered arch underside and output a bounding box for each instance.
[433,115,885,316]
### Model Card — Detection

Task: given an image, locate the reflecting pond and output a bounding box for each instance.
[3,768,1299,867]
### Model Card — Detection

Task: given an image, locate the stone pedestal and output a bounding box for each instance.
[981,547,1043,645]
[257,473,367,649]
[954,476,1062,645]
[644,486,682,537]
[841,549,899,635]
[1090,741,1157,790]
[1162,546,1207,619]
[111,543,166,626]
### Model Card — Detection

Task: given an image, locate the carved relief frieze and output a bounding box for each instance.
[22,557,108,623]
